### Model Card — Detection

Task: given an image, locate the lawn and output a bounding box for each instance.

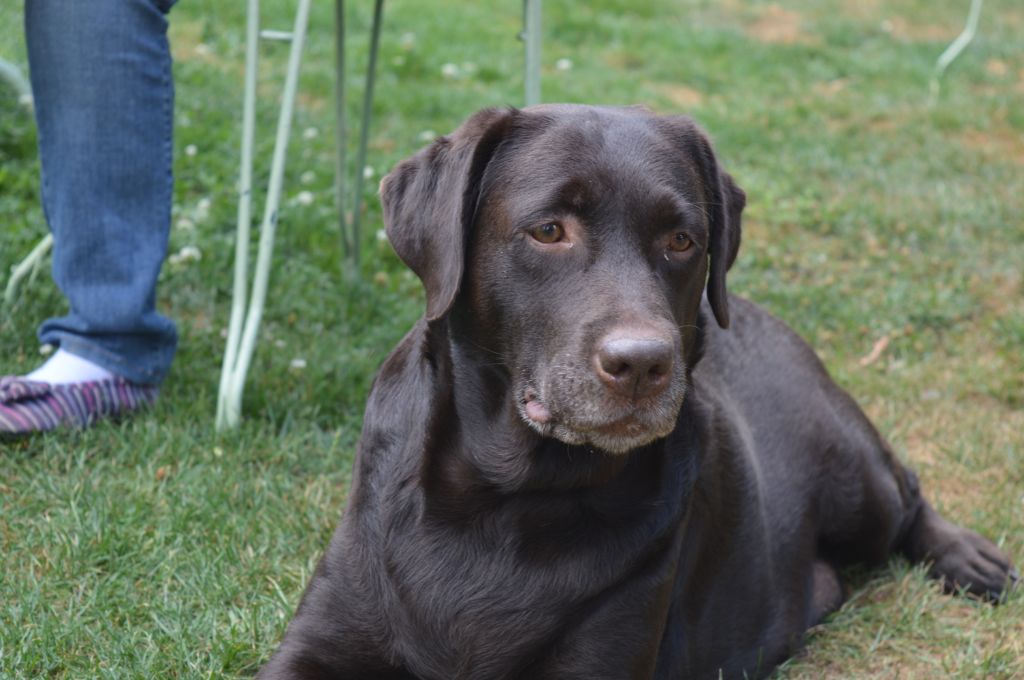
[1,0,1022,677]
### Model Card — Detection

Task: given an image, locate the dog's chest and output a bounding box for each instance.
[381,486,690,678]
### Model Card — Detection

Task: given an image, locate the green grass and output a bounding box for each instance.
[1,0,1022,677]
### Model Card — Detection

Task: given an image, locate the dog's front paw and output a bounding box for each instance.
[906,504,1019,602]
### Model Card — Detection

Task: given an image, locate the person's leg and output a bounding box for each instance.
[26,0,178,386]
[2,0,177,435]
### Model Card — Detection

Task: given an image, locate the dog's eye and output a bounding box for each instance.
[528,222,565,244]
[668,232,693,253]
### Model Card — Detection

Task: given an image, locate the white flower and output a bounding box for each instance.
[195,197,212,222]
[303,126,319,140]
[40,343,55,356]
[290,358,307,370]
[296,191,314,206]
[376,229,388,242]
[176,217,196,231]
[417,130,438,143]
[441,63,460,79]
[362,166,375,180]
[185,144,198,157]
[169,245,202,265]
[556,58,573,72]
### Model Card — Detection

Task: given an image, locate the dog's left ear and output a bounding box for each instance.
[666,118,746,329]
[380,108,514,321]
[706,167,745,329]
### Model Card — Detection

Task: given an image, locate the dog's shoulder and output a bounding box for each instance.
[349,319,443,510]
[688,295,838,496]
[365,318,438,417]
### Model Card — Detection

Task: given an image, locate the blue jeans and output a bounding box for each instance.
[25,0,177,385]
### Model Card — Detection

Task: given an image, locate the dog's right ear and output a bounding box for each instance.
[380,108,514,321]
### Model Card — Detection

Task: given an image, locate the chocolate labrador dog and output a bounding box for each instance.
[258,105,1017,679]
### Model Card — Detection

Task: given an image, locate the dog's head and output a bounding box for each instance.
[382,105,745,454]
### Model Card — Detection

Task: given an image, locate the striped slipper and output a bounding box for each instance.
[0,375,158,436]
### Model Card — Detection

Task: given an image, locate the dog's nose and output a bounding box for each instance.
[595,334,673,400]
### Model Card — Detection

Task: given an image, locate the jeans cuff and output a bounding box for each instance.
[39,333,170,386]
